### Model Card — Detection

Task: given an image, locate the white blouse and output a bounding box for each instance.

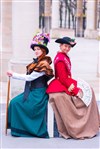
[12,71,45,81]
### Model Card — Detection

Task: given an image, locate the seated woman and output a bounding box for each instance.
[7,32,54,138]
[46,36,100,139]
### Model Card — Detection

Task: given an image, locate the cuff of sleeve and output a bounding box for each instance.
[71,87,80,96]
[66,78,77,87]
[12,72,16,77]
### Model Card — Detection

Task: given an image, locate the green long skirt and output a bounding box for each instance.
[8,87,49,138]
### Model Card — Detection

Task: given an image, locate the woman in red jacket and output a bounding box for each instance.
[46,36,100,139]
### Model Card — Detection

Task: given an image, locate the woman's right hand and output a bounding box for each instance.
[7,71,13,77]
[68,83,75,92]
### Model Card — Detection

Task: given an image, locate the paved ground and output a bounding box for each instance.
[0,37,100,148]
[0,106,100,149]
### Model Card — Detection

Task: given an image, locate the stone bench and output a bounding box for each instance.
[47,103,59,137]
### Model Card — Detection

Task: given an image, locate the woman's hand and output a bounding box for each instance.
[68,83,75,92]
[7,71,13,77]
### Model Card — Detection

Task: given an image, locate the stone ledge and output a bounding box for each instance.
[84,29,98,39]
[50,28,75,38]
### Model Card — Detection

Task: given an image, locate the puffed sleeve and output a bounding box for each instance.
[12,71,45,81]
[56,61,80,95]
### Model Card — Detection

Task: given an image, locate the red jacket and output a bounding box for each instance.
[46,52,80,96]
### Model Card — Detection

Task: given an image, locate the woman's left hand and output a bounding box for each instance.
[7,71,13,77]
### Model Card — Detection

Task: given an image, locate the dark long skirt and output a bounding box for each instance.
[8,87,49,138]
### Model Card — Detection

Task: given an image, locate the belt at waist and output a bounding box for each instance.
[30,75,47,89]
[23,76,47,102]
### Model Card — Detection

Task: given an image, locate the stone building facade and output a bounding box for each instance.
[0,0,100,82]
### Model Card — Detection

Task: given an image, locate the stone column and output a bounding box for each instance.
[51,0,59,29]
[50,0,60,38]
[84,0,98,38]
[2,1,12,52]
[10,1,39,97]
[75,0,83,37]
[44,0,51,33]
[1,1,12,81]
[10,1,39,72]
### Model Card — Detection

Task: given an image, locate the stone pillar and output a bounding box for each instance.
[50,0,60,38]
[84,0,98,38]
[2,1,12,52]
[51,0,59,29]
[75,0,83,37]
[10,1,39,72]
[10,1,39,97]
[1,1,12,81]
[44,0,51,33]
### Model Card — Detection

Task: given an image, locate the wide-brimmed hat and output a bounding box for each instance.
[30,32,50,54]
[55,36,76,47]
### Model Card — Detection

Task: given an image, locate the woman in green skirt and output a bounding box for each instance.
[7,32,54,138]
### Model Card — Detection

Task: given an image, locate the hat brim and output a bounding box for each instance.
[31,44,49,54]
[55,38,76,47]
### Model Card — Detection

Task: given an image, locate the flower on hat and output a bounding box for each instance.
[30,32,50,54]
[69,39,76,45]
[31,32,50,46]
